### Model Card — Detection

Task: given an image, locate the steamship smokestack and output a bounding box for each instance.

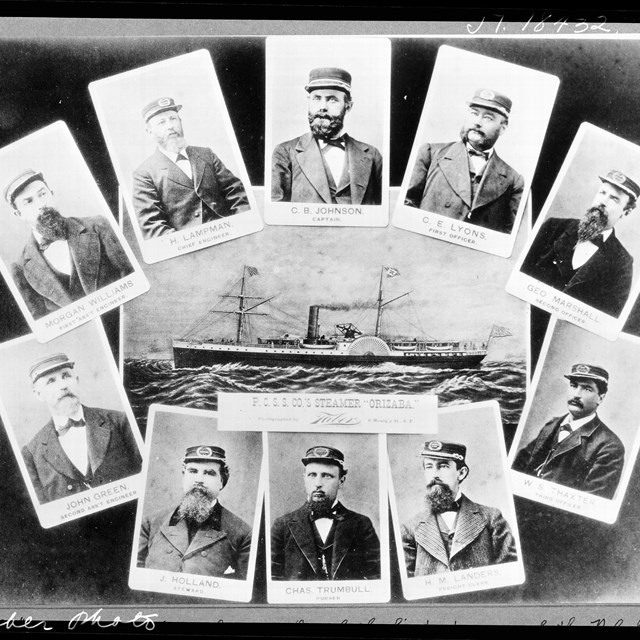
[307,305,320,342]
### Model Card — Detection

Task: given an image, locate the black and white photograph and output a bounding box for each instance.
[507,122,640,340]
[89,49,263,264]
[0,121,149,342]
[264,36,391,227]
[266,431,389,604]
[509,318,640,523]
[129,404,264,602]
[393,45,559,258]
[388,401,524,600]
[0,320,143,528]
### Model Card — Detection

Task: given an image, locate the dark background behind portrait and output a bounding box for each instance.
[267,431,381,538]
[3,25,640,612]
[142,407,262,524]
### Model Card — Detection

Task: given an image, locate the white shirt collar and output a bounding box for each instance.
[561,412,597,431]
[159,145,189,162]
[52,406,85,430]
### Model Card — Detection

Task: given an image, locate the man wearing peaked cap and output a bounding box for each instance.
[405,88,524,233]
[521,170,640,318]
[270,444,381,581]
[137,444,252,579]
[400,439,517,576]
[21,352,142,504]
[271,67,383,205]
[4,169,134,319]
[132,96,250,240]
[513,363,625,499]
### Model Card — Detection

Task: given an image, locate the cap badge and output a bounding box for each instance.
[575,365,590,374]
[479,89,495,100]
[158,97,171,107]
[610,170,626,184]
[428,441,443,451]
[196,446,213,458]
[314,447,330,457]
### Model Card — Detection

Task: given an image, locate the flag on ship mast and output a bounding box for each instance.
[384,266,400,278]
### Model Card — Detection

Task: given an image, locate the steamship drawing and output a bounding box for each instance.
[172,266,510,368]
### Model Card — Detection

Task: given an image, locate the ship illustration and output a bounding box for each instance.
[173,265,511,368]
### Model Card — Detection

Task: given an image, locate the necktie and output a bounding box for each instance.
[57,418,85,437]
[590,234,605,248]
[38,235,66,252]
[176,152,189,162]
[558,423,573,443]
[320,135,346,151]
[443,499,461,513]
[468,147,489,159]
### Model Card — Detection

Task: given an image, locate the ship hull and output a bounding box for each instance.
[173,344,486,369]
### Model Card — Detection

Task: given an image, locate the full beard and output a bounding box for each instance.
[305,493,334,519]
[178,487,216,524]
[460,126,495,152]
[308,111,345,140]
[577,205,608,243]
[161,132,186,154]
[36,206,67,242]
[424,481,457,514]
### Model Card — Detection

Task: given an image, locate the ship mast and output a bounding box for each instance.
[374,266,411,337]
[221,266,274,344]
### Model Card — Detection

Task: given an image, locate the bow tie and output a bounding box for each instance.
[310,511,337,521]
[176,152,189,162]
[468,147,489,159]
[443,499,461,513]
[57,417,85,436]
[319,135,346,150]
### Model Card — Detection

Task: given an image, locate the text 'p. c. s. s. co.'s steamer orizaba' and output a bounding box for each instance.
[172,265,512,369]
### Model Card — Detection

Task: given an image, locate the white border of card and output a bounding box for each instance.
[508,318,640,523]
[0,319,144,529]
[388,401,525,600]
[0,121,149,343]
[507,122,640,340]
[264,36,391,228]
[393,45,559,258]
[128,404,264,603]
[89,49,263,264]
[265,431,390,604]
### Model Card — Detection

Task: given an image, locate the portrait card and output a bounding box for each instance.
[0,320,144,529]
[393,44,559,258]
[217,392,438,433]
[508,318,640,524]
[264,36,391,228]
[89,49,263,264]
[129,404,264,603]
[388,401,525,600]
[265,431,390,604]
[0,121,149,343]
[507,122,640,340]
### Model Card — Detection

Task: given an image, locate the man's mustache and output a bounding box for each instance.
[57,391,78,402]
[568,398,584,408]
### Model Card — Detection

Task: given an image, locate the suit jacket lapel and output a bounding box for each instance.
[568,230,619,288]
[345,136,373,205]
[160,514,190,555]
[450,496,486,560]
[437,142,472,208]
[184,526,227,559]
[329,503,355,578]
[66,218,100,294]
[472,152,511,210]
[155,148,193,189]
[84,406,111,473]
[187,146,205,193]
[548,415,601,463]
[296,133,332,204]
[288,508,319,576]
[22,237,75,308]
[414,511,449,568]
[40,421,82,479]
